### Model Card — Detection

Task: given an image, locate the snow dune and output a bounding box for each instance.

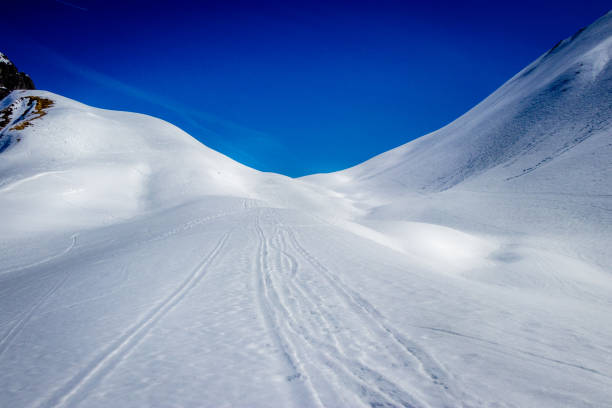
[0,10,611,408]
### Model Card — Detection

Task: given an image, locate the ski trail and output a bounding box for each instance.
[251,211,426,407]
[0,263,73,358]
[0,234,78,277]
[280,235,420,407]
[416,325,612,380]
[253,210,324,408]
[270,225,426,408]
[283,225,465,407]
[38,231,230,408]
[143,209,244,245]
[268,231,402,407]
[0,235,78,357]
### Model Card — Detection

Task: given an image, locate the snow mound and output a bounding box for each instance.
[0,91,265,234]
[0,91,357,236]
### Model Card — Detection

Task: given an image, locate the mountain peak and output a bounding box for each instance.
[0,51,35,100]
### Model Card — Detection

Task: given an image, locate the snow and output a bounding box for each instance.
[0,52,10,64]
[1,11,611,408]
[302,10,612,269]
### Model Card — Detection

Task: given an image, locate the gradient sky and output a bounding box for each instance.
[3,1,611,176]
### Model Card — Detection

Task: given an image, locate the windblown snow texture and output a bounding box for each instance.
[0,11,611,408]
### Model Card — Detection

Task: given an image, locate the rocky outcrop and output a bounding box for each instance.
[0,52,35,100]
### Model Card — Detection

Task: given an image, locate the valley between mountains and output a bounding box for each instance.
[1,11,611,408]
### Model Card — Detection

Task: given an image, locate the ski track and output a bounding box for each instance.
[135,199,260,247]
[37,231,231,408]
[274,229,423,407]
[253,210,324,408]
[292,225,468,406]
[0,235,78,357]
[415,325,612,380]
[136,209,239,247]
[253,209,467,407]
[0,262,73,358]
[285,225,455,392]
[0,234,78,277]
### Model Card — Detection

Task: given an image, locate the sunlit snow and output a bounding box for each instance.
[1,11,611,408]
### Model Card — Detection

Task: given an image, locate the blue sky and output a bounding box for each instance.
[3,1,611,176]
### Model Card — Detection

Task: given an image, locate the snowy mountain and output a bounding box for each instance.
[306,12,611,195]
[304,10,612,269]
[1,11,611,408]
[0,91,355,237]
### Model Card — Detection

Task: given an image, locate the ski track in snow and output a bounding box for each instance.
[415,325,612,380]
[252,208,467,407]
[0,234,78,359]
[37,231,231,408]
[0,234,78,277]
[254,210,325,408]
[0,258,74,358]
[2,13,612,406]
[285,229,454,404]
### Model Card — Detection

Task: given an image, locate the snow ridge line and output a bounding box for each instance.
[270,225,425,408]
[284,227,465,406]
[0,171,68,193]
[37,231,231,408]
[253,210,325,408]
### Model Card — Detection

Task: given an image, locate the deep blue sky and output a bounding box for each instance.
[3,1,611,176]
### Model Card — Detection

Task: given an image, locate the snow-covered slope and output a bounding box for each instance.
[0,91,260,235]
[1,11,611,408]
[305,11,612,197]
[304,10,612,268]
[0,91,355,237]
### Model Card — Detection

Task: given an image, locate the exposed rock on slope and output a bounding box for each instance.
[0,51,35,100]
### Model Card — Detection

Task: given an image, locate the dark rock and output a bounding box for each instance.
[0,52,35,100]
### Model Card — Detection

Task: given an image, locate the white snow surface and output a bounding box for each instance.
[1,11,611,408]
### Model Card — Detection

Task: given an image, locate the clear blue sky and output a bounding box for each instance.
[3,1,610,176]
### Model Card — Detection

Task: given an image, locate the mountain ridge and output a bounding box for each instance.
[302,10,611,196]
